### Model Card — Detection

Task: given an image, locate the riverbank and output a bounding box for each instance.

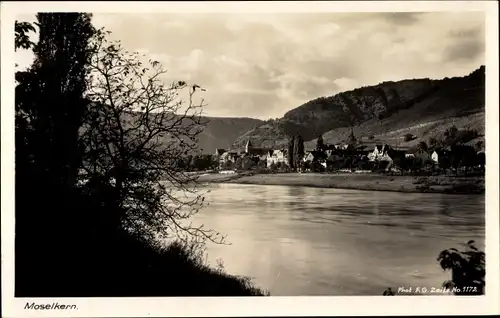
[197,172,485,194]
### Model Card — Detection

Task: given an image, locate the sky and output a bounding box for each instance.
[15,12,485,120]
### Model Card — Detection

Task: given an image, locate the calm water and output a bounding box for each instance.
[191,183,485,296]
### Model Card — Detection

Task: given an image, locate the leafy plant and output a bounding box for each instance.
[437,240,485,295]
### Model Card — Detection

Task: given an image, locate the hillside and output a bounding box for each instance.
[196,116,264,153]
[88,107,263,155]
[232,65,485,151]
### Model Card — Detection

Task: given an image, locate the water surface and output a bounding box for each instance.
[191,183,485,296]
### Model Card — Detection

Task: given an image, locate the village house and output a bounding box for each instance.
[335,144,350,150]
[303,150,327,163]
[245,139,269,155]
[368,144,393,162]
[406,147,432,164]
[266,149,288,167]
[431,149,451,166]
[303,151,314,162]
[219,151,238,166]
[213,148,226,162]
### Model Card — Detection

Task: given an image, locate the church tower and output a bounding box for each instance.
[347,127,357,145]
[245,139,253,153]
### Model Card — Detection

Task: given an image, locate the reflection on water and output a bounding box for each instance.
[191,183,485,296]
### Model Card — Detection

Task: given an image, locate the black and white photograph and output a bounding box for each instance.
[1,1,499,317]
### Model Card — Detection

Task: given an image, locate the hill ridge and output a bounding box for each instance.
[231,65,485,151]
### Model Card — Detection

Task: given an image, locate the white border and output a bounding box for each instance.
[1,1,499,317]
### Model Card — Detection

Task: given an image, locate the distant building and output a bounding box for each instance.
[245,139,271,157]
[335,144,350,150]
[219,151,238,166]
[303,151,314,162]
[214,148,226,157]
[303,150,327,163]
[431,149,451,165]
[213,148,226,162]
[368,144,393,162]
[266,149,288,167]
[406,147,431,164]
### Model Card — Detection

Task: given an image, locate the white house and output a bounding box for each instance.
[303,151,315,162]
[335,144,349,150]
[368,144,392,162]
[219,151,238,166]
[431,151,438,163]
[266,149,288,167]
[378,152,394,163]
[431,149,451,165]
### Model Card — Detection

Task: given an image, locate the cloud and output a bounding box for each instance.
[378,12,424,26]
[444,40,484,62]
[15,12,485,119]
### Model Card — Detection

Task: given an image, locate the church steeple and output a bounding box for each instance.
[347,127,357,146]
[245,139,253,153]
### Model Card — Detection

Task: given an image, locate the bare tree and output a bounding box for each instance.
[81,29,224,245]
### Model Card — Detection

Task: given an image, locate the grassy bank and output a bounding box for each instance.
[197,172,485,194]
[17,226,269,297]
[15,181,269,297]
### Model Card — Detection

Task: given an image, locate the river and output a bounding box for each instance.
[190,183,485,296]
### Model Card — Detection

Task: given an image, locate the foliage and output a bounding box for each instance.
[437,240,485,295]
[257,159,267,170]
[475,140,484,151]
[383,240,485,296]
[15,21,36,52]
[316,134,325,151]
[428,137,439,150]
[445,125,459,139]
[476,152,485,168]
[16,13,96,189]
[346,129,357,145]
[439,125,479,147]
[293,134,305,170]
[221,159,235,171]
[287,136,295,170]
[188,155,217,171]
[269,162,279,172]
[417,141,428,152]
[310,160,325,172]
[81,27,220,244]
[15,13,265,297]
[382,288,395,296]
[449,145,477,171]
[235,156,257,171]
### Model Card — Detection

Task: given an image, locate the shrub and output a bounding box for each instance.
[437,240,485,295]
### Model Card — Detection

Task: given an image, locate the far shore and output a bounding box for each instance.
[195,172,485,195]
